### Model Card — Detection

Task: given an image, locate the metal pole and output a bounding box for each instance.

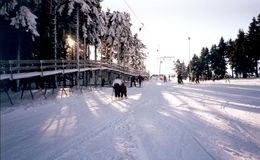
[159,58,162,76]
[188,37,191,74]
[157,48,160,76]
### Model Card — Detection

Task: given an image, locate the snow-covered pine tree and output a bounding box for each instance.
[128,33,146,71]
[174,59,187,78]
[247,16,260,77]
[104,11,133,64]
[0,0,40,60]
[100,9,116,63]
[58,0,103,61]
[82,22,87,60]
[0,0,40,38]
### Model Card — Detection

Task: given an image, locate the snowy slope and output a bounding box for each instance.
[1,79,260,160]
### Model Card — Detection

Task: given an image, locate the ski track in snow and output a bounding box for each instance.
[1,78,260,160]
[51,93,152,160]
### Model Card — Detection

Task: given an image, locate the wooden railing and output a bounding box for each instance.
[0,60,147,80]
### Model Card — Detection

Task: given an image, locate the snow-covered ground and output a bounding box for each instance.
[1,78,260,160]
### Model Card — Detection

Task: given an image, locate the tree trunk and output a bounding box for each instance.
[105,46,108,63]
[255,60,259,77]
[17,32,21,61]
[76,7,80,87]
[231,67,234,78]
[117,45,121,64]
[87,45,90,60]
[54,0,58,87]
[83,37,86,61]
[54,2,57,61]
[16,30,21,91]
[94,45,97,62]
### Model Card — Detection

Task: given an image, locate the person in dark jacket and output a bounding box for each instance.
[177,74,183,84]
[120,82,127,98]
[130,76,136,87]
[137,75,143,87]
[101,78,105,87]
[195,73,200,84]
[163,75,167,82]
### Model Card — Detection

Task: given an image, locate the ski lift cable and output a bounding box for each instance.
[122,0,144,30]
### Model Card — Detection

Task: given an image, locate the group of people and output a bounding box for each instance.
[177,74,184,84]
[188,74,200,84]
[179,72,231,84]
[112,77,127,99]
[130,75,144,87]
[112,75,144,99]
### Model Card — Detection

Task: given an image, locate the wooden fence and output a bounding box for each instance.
[0,60,147,80]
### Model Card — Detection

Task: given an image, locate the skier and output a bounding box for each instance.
[101,78,105,87]
[177,74,183,84]
[120,82,127,99]
[195,73,200,84]
[130,76,136,87]
[137,75,143,87]
[163,75,167,82]
[112,76,122,99]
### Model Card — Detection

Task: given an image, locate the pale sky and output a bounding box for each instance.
[101,0,260,75]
